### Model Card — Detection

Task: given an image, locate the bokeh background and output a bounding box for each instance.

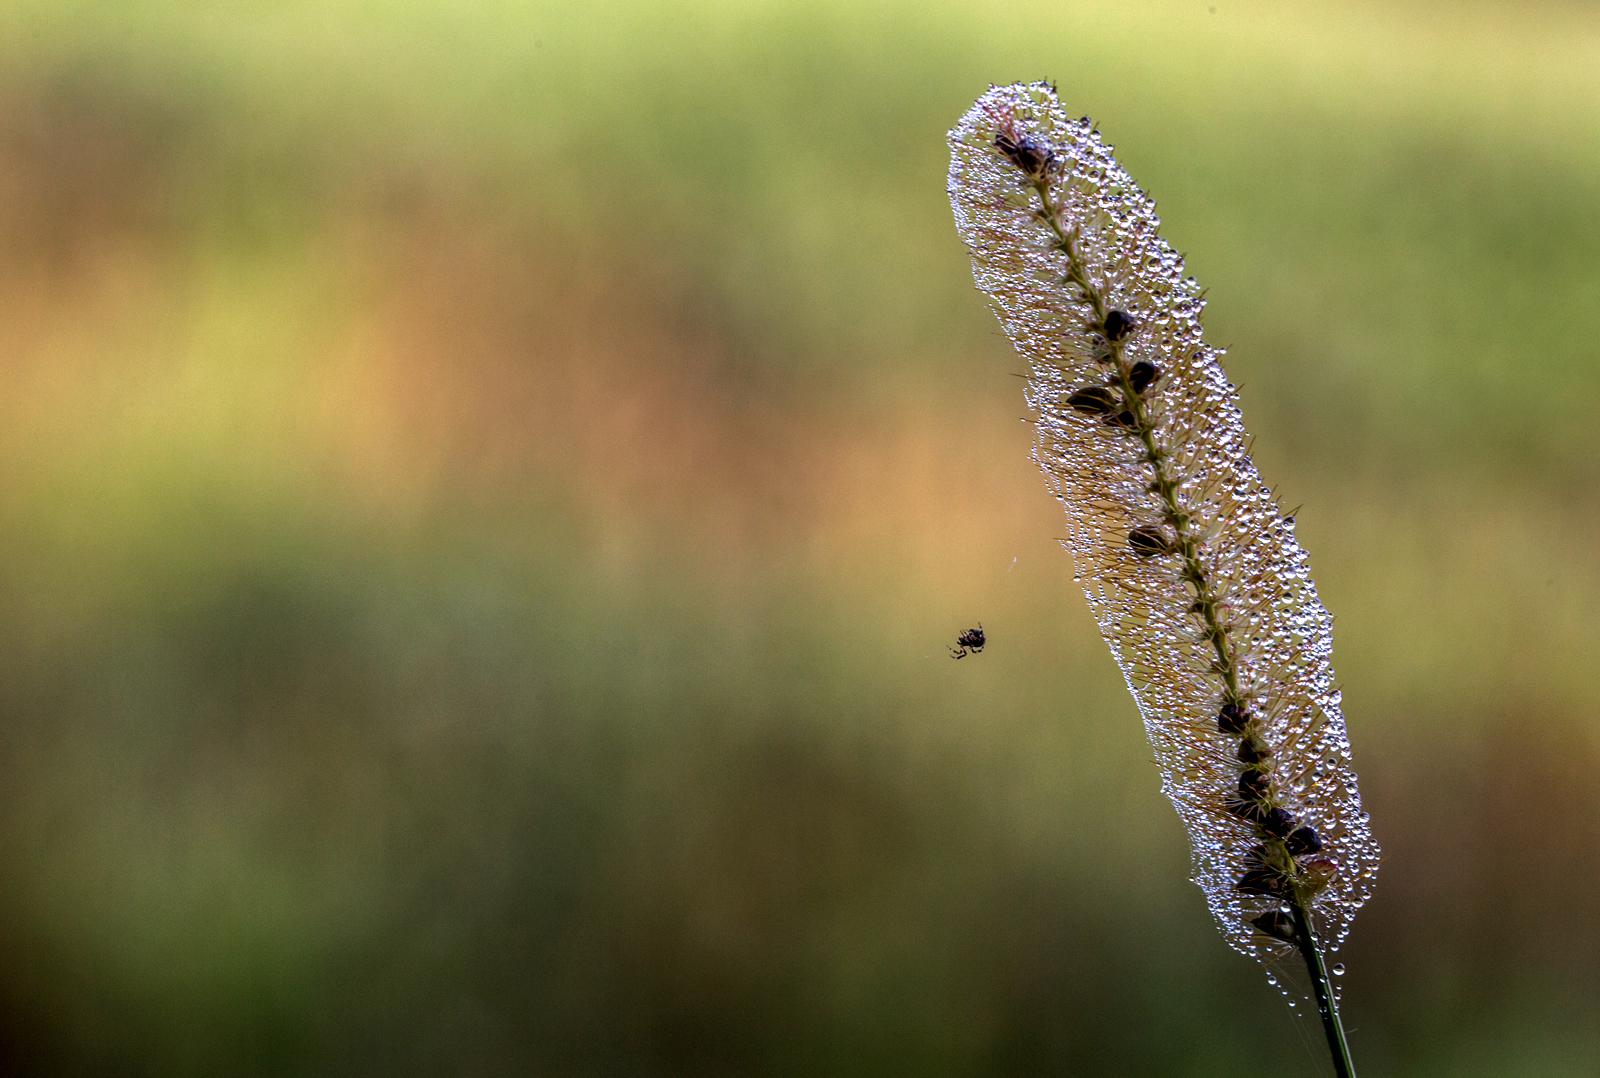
[0,1,1596,1075]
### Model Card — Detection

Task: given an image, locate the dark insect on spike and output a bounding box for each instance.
[1285,826,1323,856]
[949,624,986,659]
[994,131,1056,178]
[1262,807,1297,839]
[1217,702,1249,735]
[1250,910,1299,944]
[1128,361,1158,393]
[1237,770,1270,801]
[1127,526,1173,557]
[1103,309,1136,342]
[1066,386,1117,415]
[1237,735,1271,765]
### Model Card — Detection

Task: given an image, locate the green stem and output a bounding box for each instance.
[1290,899,1357,1078]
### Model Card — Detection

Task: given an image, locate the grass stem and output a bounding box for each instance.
[1290,899,1356,1078]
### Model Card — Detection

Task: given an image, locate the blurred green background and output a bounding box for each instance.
[0,1,1596,1075]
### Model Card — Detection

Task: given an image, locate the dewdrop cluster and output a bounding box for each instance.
[947,82,1379,963]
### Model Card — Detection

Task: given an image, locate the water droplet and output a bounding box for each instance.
[1264,973,1277,986]
[1332,963,1345,976]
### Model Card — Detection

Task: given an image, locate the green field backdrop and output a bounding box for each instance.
[0,1,1596,1075]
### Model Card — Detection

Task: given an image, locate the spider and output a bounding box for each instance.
[994,130,1056,178]
[949,624,986,659]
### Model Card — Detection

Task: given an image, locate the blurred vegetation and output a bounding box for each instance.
[0,1,1596,1075]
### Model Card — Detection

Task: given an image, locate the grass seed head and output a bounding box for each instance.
[948,81,1380,964]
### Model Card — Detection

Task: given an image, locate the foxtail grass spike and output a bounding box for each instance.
[947,82,1378,1073]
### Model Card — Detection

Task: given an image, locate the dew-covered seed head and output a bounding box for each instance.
[949,80,1378,967]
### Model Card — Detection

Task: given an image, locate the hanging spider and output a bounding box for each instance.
[950,624,986,659]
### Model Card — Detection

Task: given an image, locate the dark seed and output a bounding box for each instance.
[1224,796,1264,823]
[1262,807,1296,838]
[1104,409,1138,431]
[1237,735,1271,764]
[1250,910,1298,943]
[1285,826,1323,856]
[1217,702,1249,735]
[1237,770,1270,801]
[1127,527,1172,557]
[1067,386,1117,415]
[1103,309,1136,342]
[1128,361,1158,393]
[1236,865,1291,898]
